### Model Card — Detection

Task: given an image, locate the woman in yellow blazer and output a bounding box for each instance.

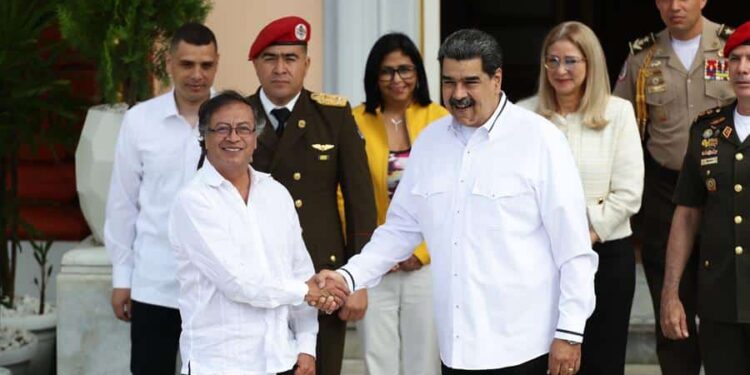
[353,33,448,375]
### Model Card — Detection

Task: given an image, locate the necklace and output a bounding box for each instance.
[389,117,404,128]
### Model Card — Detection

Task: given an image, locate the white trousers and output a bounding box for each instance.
[358,265,440,375]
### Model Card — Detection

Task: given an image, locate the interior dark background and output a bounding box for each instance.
[441,0,750,102]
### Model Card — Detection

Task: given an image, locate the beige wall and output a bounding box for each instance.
[205,0,324,95]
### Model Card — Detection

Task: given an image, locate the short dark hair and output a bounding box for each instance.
[363,33,432,114]
[438,29,503,77]
[198,90,265,148]
[170,22,218,52]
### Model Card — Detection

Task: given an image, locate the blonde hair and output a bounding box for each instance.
[536,21,611,129]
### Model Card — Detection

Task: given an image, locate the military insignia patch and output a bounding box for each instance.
[723,126,733,139]
[706,177,717,192]
[703,129,714,139]
[702,138,719,148]
[311,143,335,151]
[704,59,729,81]
[311,92,347,107]
[701,149,718,157]
[710,117,726,126]
[701,157,718,166]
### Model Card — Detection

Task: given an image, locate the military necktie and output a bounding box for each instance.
[271,108,291,137]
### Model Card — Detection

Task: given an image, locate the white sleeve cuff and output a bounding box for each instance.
[336,269,355,292]
[111,265,133,289]
[296,332,317,357]
[554,329,584,343]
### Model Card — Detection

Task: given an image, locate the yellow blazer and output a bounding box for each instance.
[350,102,449,264]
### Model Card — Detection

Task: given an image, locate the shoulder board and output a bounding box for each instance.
[717,24,735,41]
[629,33,656,55]
[311,92,348,107]
[696,106,723,121]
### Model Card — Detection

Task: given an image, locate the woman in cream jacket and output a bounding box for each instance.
[518,21,644,375]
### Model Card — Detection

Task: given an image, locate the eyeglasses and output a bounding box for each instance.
[206,124,256,137]
[544,56,586,71]
[378,65,417,82]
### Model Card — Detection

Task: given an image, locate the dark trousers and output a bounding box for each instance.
[315,312,347,375]
[700,320,750,375]
[131,299,182,375]
[640,154,701,375]
[579,237,636,375]
[441,355,548,375]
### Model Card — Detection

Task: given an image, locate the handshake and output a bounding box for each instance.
[304,270,350,314]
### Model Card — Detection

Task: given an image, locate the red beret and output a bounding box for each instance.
[248,16,311,60]
[724,21,750,57]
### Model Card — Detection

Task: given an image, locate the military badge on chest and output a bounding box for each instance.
[311,143,335,160]
[705,58,729,81]
[646,61,666,94]
[701,127,720,166]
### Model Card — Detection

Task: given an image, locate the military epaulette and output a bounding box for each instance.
[717,24,735,41]
[311,92,348,107]
[628,33,656,55]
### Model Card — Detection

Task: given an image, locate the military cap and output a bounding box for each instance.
[248,16,311,60]
[724,21,750,57]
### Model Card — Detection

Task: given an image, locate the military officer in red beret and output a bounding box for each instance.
[662,20,750,375]
[247,16,377,375]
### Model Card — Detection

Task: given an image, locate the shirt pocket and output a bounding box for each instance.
[705,80,735,106]
[410,178,452,231]
[470,176,537,231]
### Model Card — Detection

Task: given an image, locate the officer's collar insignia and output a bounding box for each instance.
[717,24,735,41]
[311,143,335,151]
[311,92,348,107]
[629,33,656,55]
[703,129,714,139]
[723,126,733,139]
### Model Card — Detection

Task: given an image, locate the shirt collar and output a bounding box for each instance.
[449,92,509,138]
[162,87,218,121]
[259,88,302,115]
[201,159,266,189]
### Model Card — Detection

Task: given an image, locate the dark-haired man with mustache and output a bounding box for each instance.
[314,28,598,375]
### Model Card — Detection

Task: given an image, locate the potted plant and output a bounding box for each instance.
[57,0,212,244]
[0,0,77,372]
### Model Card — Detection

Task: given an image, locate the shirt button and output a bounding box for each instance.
[737,153,745,161]
[736,246,744,255]
[295,199,303,208]
[687,79,692,83]
[704,260,710,268]
[329,255,337,263]
[293,172,302,181]
[454,273,458,277]
[736,184,743,193]
[735,215,743,224]
[455,305,460,309]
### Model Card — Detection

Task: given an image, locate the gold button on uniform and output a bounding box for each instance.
[736,184,743,193]
[329,255,337,263]
[597,197,605,205]
[736,153,744,161]
[704,260,710,268]
[295,199,303,208]
[736,216,743,224]
[293,172,301,181]
[736,246,744,255]
[298,120,306,129]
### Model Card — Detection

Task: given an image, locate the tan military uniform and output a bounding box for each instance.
[613,17,735,375]
[249,88,377,375]
[614,18,735,171]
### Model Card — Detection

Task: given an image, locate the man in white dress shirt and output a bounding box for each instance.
[168,91,344,375]
[104,23,219,374]
[316,29,598,375]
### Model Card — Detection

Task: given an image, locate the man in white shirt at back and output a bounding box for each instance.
[168,91,344,375]
[316,29,598,375]
[104,23,219,374]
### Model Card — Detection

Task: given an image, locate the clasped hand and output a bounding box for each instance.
[305,270,350,314]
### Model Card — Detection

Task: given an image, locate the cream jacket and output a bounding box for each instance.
[518,96,644,242]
